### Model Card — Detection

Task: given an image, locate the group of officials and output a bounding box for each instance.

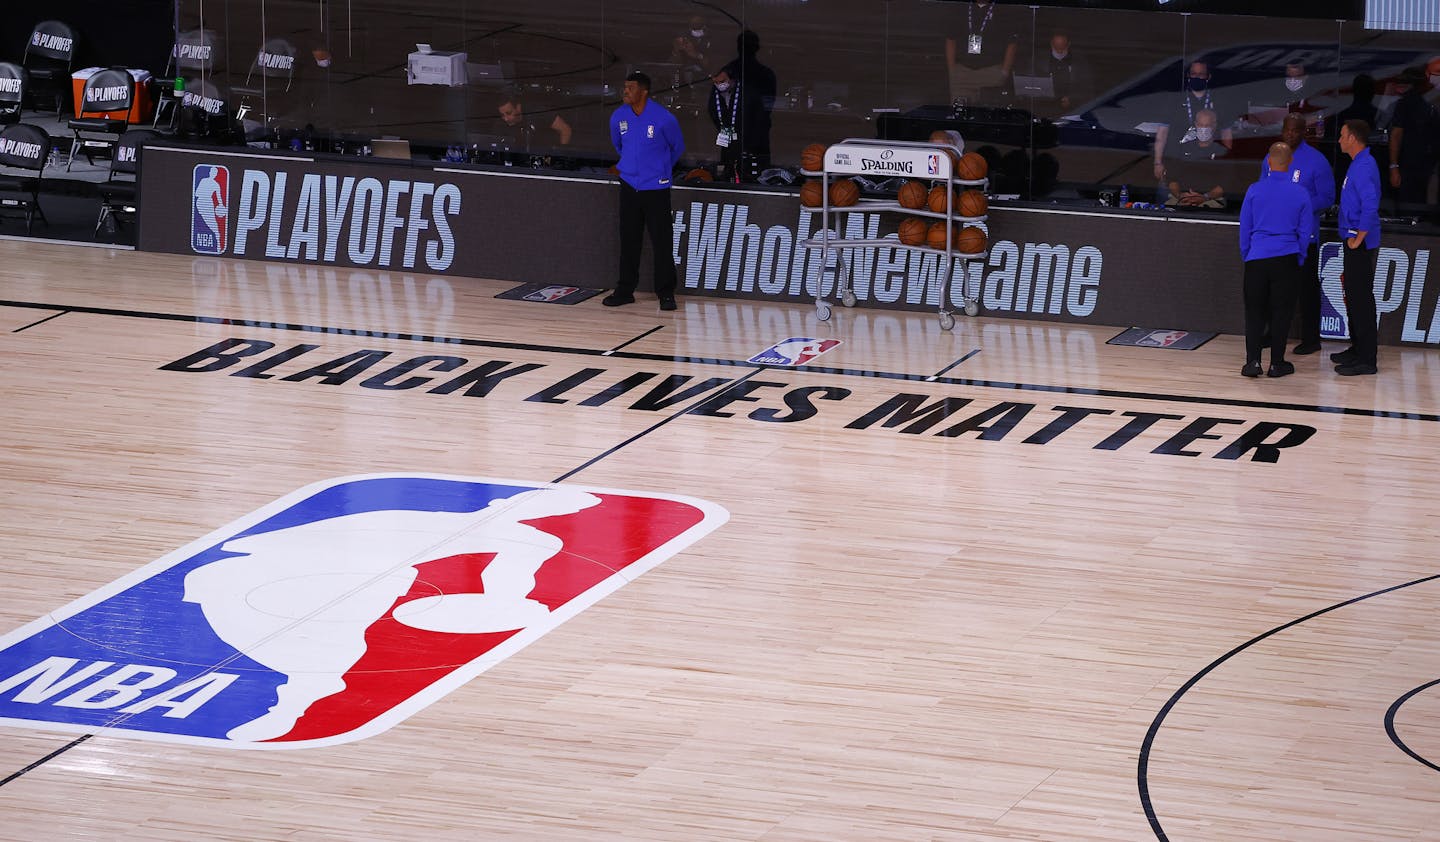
[1239,116,1382,377]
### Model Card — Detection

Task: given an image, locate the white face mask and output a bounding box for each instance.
[691,29,705,38]
[1285,77,1305,92]
[715,81,731,92]
[1195,126,1215,143]
[316,58,331,68]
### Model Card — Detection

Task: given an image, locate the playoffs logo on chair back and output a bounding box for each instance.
[82,69,134,113]
[0,124,49,169]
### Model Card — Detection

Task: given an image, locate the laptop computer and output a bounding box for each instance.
[1013,75,1056,98]
[371,138,411,160]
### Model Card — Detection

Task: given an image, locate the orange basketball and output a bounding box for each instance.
[829,178,861,207]
[801,143,826,172]
[897,180,927,210]
[926,185,956,214]
[926,221,960,250]
[897,217,927,246]
[958,190,988,218]
[800,180,823,208]
[957,152,988,181]
[685,167,714,182]
[958,226,988,254]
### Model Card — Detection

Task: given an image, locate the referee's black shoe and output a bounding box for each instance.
[1293,341,1322,355]
[1241,360,1263,378]
[1267,361,1295,378]
[1330,348,1359,365]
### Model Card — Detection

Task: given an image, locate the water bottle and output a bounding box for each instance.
[1119,184,1130,207]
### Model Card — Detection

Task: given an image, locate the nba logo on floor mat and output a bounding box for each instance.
[0,474,727,749]
[748,337,842,366]
[191,164,229,255]
[524,285,581,302]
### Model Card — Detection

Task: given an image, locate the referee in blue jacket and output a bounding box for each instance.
[1239,142,1314,378]
[605,71,686,311]
[1331,119,1382,376]
[1260,113,1334,355]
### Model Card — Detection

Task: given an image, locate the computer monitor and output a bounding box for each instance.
[1013,75,1056,98]
[371,138,411,159]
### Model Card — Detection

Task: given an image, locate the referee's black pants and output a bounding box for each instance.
[617,181,677,299]
[1292,242,1322,347]
[1341,244,1380,366]
[1243,255,1300,364]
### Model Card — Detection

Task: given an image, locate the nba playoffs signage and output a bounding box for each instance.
[139,147,1440,345]
[0,474,726,748]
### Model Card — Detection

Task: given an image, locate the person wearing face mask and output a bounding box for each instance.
[1165,109,1230,209]
[708,68,741,179]
[1153,59,1232,188]
[1385,67,1437,208]
[1280,62,1313,111]
[1044,30,1091,115]
[670,16,713,98]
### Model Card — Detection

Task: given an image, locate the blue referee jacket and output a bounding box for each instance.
[1239,170,1315,263]
[610,99,685,191]
[1256,140,1334,245]
[1339,146,1382,250]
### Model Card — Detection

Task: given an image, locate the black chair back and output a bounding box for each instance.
[0,64,26,108]
[0,123,51,171]
[80,68,135,114]
[170,28,222,76]
[249,39,298,89]
[112,129,157,176]
[23,21,76,67]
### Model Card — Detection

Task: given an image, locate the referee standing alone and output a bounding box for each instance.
[1332,119,1382,376]
[606,71,685,311]
[1239,142,1314,378]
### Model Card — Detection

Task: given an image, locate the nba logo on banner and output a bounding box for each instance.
[0,474,727,749]
[748,337,842,366]
[191,164,229,255]
[927,154,940,176]
[1318,241,1350,340]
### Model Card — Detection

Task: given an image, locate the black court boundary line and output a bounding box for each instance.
[11,310,68,333]
[3,298,1439,422]
[1139,572,1440,840]
[603,325,665,356]
[1384,677,1440,773]
[927,348,982,381]
[0,367,760,785]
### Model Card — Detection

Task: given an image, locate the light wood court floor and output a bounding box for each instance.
[2,239,1440,840]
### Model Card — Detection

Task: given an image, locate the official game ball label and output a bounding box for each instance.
[0,474,727,749]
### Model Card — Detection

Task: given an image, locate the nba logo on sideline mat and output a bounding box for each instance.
[191,164,229,255]
[748,337,842,366]
[0,474,727,749]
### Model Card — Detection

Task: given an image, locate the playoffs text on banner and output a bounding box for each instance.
[0,475,727,749]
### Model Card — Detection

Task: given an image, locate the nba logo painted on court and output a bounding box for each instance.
[748,337,842,366]
[191,164,229,255]
[0,474,727,749]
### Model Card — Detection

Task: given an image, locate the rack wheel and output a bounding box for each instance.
[841,291,857,308]
[816,300,832,321]
[964,300,980,317]
[939,312,955,331]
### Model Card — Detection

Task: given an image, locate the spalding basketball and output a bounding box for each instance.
[958,226,988,254]
[957,152,988,181]
[926,221,959,250]
[829,178,861,207]
[685,167,714,182]
[958,190,988,218]
[897,180,927,210]
[898,217,927,246]
[801,143,826,172]
[800,180,823,208]
[926,185,956,214]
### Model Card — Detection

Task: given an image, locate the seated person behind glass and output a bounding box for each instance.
[1165,108,1229,208]
[497,93,573,152]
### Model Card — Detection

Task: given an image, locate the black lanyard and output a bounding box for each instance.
[968,2,995,39]
[712,78,740,131]
[1184,89,1212,126]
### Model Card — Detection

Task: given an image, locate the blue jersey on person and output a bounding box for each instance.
[1256,140,1334,245]
[1239,169,1315,263]
[1338,145,1382,250]
[610,99,685,191]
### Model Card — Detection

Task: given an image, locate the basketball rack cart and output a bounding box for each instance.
[800,138,988,331]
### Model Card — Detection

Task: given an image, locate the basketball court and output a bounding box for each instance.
[1,238,1439,839]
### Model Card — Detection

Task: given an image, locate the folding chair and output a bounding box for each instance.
[0,63,26,126]
[156,29,222,133]
[95,129,156,240]
[21,20,76,114]
[67,68,134,170]
[231,39,297,137]
[0,123,51,234]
